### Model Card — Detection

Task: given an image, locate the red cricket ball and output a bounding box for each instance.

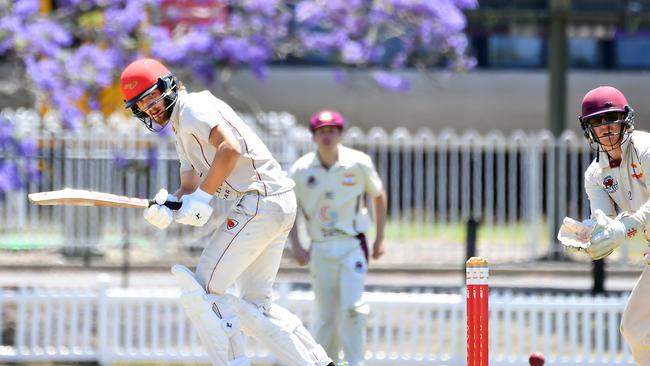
[529,352,545,366]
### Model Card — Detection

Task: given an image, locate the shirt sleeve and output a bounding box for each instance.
[630,145,650,225]
[584,167,616,218]
[360,155,383,198]
[183,107,219,140]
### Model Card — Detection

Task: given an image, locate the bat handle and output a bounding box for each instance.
[148,200,183,211]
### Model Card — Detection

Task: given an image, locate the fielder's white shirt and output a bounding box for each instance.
[170,90,294,199]
[585,130,650,239]
[290,145,383,242]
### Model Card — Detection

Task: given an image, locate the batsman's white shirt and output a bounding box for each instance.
[170,90,294,199]
[290,145,383,241]
[585,130,650,240]
[166,91,332,366]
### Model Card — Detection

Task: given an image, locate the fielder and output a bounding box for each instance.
[558,86,650,365]
[119,58,334,366]
[289,110,387,366]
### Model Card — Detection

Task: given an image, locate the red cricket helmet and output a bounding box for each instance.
[309,110,345,132]
[119,58,178,132]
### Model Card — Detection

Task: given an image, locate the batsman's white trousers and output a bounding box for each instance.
[310,237,369,366]
[194,191,332,366]
[620,252,650,366]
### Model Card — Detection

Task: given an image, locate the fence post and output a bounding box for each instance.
[96,276,110,366]
[466,218,479,260]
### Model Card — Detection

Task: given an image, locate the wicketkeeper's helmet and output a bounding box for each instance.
[578,86,635,151]
[120,58,178,132]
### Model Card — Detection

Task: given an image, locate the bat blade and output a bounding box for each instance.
[28,188,151,209]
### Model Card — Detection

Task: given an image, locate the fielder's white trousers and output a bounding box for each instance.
[310,237,369,366]
[620,252,650,366]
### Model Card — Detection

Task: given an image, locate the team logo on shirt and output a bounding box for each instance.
[342,173,356,186]
[602,175,618,193]
[226,218,239,230]
[631,163,644,180]
[307,176,317,187]
[319,205,338,227]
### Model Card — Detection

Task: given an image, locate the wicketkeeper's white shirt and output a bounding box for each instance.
[585,130,650,239]
[290,145,383,242]
[170,90,294,199]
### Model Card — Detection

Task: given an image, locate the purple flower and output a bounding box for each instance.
[17,139,37,157]
[341,40,365,64]
[372,71,410,92]
[25,161,41,181]
[146,147,158,169]
[112,153,130,169]
[65,44,116,88]
[0,162,22,193]
[12,0,40,18]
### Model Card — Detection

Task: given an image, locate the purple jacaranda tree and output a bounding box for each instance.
[0,0,477,194]
[0,115,40,198]
[295,0,478,91]
[0,0,159,130]
[148,0,477,91]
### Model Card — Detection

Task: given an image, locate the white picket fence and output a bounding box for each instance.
[1,108,647,265]
[0,282,635,365]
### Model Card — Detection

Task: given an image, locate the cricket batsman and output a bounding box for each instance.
[119,58,335,366]
[558,86,650,365]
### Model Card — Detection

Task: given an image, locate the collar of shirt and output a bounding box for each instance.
[308,145,356,170]
[597,132,634,169]
[169,90,187,128]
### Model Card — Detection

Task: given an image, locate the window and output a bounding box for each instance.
[487,36,544,68]
[569,38,601,68]
[614,35,650,68]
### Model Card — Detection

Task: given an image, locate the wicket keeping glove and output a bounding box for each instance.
[174,187,213,227]
[143,189,178,230]
[588,210,643,260]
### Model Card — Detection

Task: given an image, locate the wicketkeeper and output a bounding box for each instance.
[558,86,650,365]
[119,58,334,366]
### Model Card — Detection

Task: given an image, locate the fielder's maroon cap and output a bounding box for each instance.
[309,110,345,131]
[580,86,629,121]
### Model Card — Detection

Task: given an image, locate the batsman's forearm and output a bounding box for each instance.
[373,191,387,240]
[175,170,201,199]
[199,147,239,194]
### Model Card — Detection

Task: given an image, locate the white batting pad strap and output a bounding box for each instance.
[234,299,332,366]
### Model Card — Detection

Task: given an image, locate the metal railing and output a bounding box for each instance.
[0,282,634,365]
[1,108,646,266]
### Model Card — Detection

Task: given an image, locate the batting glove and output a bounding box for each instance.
[175,187,213,227]
[588,210,642,260]
[143,189,178,230]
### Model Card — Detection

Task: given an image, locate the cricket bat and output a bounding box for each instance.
[28,188,182,210]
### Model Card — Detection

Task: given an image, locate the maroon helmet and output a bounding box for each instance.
[578,86,634,150]
[309,110,345,132]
